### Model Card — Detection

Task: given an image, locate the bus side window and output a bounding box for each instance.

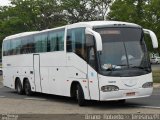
[57,30,65,51]
[27,36,35,53]
[66,28,86,60]
[21,37,29,54]
[48,29,65,52]
[3,40,10,56]
[10,39,21,55]
[34,33,48,53]
[86,34,96,69]
[66,31,72,52]
[48,31,57,51]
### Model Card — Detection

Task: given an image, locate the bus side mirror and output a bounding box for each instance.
[85,28,102,51]
[143,29,158,48]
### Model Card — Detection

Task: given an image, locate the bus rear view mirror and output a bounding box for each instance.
[85,28,102,51]
[143,29,158,48]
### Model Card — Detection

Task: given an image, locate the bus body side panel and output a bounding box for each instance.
[3,55,36,91]
[3,56,14,89]
[3,59,14,89]
[40,52,68,96]
[87,65,100,100]
[66,53,90,100]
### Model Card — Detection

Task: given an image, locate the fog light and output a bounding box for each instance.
[142,82,153,88]
[101,85,119,92]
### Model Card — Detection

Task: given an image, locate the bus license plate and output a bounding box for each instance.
[126,92,135,96]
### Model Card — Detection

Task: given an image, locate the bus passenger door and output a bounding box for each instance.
[87,34,100,100]
[33,54,42,92]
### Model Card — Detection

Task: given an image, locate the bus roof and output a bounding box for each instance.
[67,21,141,29]
[3,21,141,41]
[3,26,65,41]
[4,31,38,41]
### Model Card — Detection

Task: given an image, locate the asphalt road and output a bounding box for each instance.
[0,86,160,109]
[152,64,160,70]
[0,65,159,120]
[0,86,160,120]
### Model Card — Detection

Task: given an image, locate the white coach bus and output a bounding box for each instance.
[2,21,158,106]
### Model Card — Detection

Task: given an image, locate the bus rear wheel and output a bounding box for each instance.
[15,79,24,95]
[24,80,32,96]
[76,84,86,106]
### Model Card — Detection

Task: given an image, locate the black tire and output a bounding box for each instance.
[77,84,85,106]
[117,99,126,104]
[24,80,32,96]
[15,79,24,95]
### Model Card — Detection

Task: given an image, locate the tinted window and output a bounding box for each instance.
[86,34,96,69]
[3,29,64,56]
[48,29,64,51]
[3,40,10,56]
[48,31,58,51]
[67,28,86,60]
[20,35,35,54]
[21,37,28,54]
[57,30,65,51]
[34,32,48,53]
[10,39,21,55]
[27,36,35,53]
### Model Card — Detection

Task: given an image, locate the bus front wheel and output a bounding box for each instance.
[77,84,86,106]
[24,80,32,96]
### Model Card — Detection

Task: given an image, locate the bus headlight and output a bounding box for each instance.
[142,82,153,88]
[101,85,119,92]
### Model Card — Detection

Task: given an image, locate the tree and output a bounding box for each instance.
[0,6,27,46]
[0,0,68,49]
[108,0,160,53]
[61,0,99,23]
[10,0,67,30]
[91,0,113,20]
[108,0,143,24]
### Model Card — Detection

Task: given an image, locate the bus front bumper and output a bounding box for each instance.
[100,87,153,101]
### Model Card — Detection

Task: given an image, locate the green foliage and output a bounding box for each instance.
[10,0,67,30]
[0,0,112,43]
[108,0,160,53]
[90,0,113,20]
[0,0,160,54]
[61,0,100,23]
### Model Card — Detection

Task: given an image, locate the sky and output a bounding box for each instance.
[0,0,10,6]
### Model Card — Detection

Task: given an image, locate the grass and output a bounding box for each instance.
[153,70,160,83]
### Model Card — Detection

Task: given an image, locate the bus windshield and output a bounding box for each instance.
[95,27,150,75]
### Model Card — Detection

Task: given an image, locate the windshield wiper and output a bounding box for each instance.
[131,66,150,72]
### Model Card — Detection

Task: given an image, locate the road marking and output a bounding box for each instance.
[130,105,160,109]
[24,97,46,101]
